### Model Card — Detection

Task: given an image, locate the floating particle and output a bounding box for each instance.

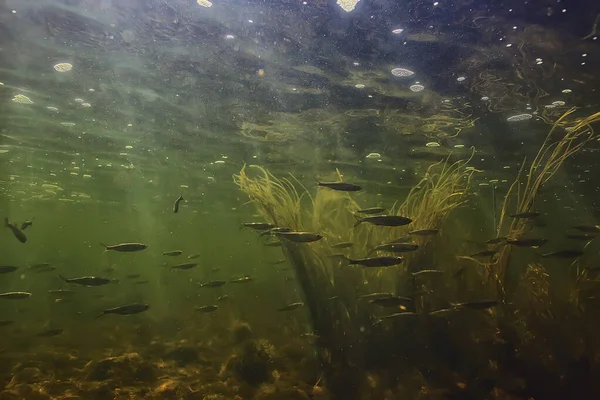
[366,152,381,159]
[127,123,133,127]
[355,84,366,89]
[12,94,33,104]
[552,100,566,106]
[479,183,489,187]
[489,179,499,183]
[81,103,91,108]
[506,113,532,122]
[425,142,441,148]
[60,122,75,126]
[337,0,360,12]
[453,144,465,149]
[0,82,4,86]
[46,106,59,112]
[0,149,8,154]
[392,28,404,34]
[181,184,189,188]
[88,88,95,92]
[119,153,128,156]
[409,84,425,92]
[197,0,213,7]
[503,166,511,169]
[74,98,84,103]
[53,63,72,72]
[214,160,225,164]
[456,76,466,82]
[83,174,92,178]
[545,104,556,109]
[125,145,133,149]
[481,96,489,101]
[70,172,78,176]
[561,89,572,94]
[391,68,415,77]
[225,34,235,40]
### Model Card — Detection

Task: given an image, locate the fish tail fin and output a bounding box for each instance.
[352,214,363,228]
[4,217,8,227]
[95,311,107,319]
[100,242,108,251]
[58,275,68,282]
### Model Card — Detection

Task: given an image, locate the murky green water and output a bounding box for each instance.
[2,0,600,399]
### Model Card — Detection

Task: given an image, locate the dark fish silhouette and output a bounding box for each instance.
[453,300,498,310]
[99,303,149,317]
[330,242,353,249]
[242,222,275,231]
[21,218,34,230]
[566,233,596,241]
[347,256,403,267]
[354,215,412,228]
[195,305,218,313]
[369,243,418,255]
[409,229,439,236]
[484,236,507,245]
[36,328,63,337]
[506,238,548,248]
[370,296,412,307]
[0,265,18,274]
[198,280,226,288]
[0,320,15,326]
[572,225,600,233]
[278,302,304,311]
[60,275,111,286]
[509,212,540,219]
[171,262,198,270]
[317,181,362,192]
[470,250,498,258]
[5,218,27,243]
[541,250,584,259]
[101,242,147,252]
[173,192,184,213]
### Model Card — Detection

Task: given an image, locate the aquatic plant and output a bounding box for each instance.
[495,108,600,300]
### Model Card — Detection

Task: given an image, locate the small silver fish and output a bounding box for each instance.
[230,276,253,283]
[60,275,111,286]
[199,280,226,288]
[163,250,183,256]
[411,269,443,277]
[317,181,362,191]
[0,291,31,300]
[242,222,276,231]
[276,232,323,243]
[101,242,148,252]
[99,303,149,317]
[409,229,439,236]
[330,242,354,249]
[278,302,304,311]
[171,263,198,270]
[369,243,418,255]
[196,305,218,313]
